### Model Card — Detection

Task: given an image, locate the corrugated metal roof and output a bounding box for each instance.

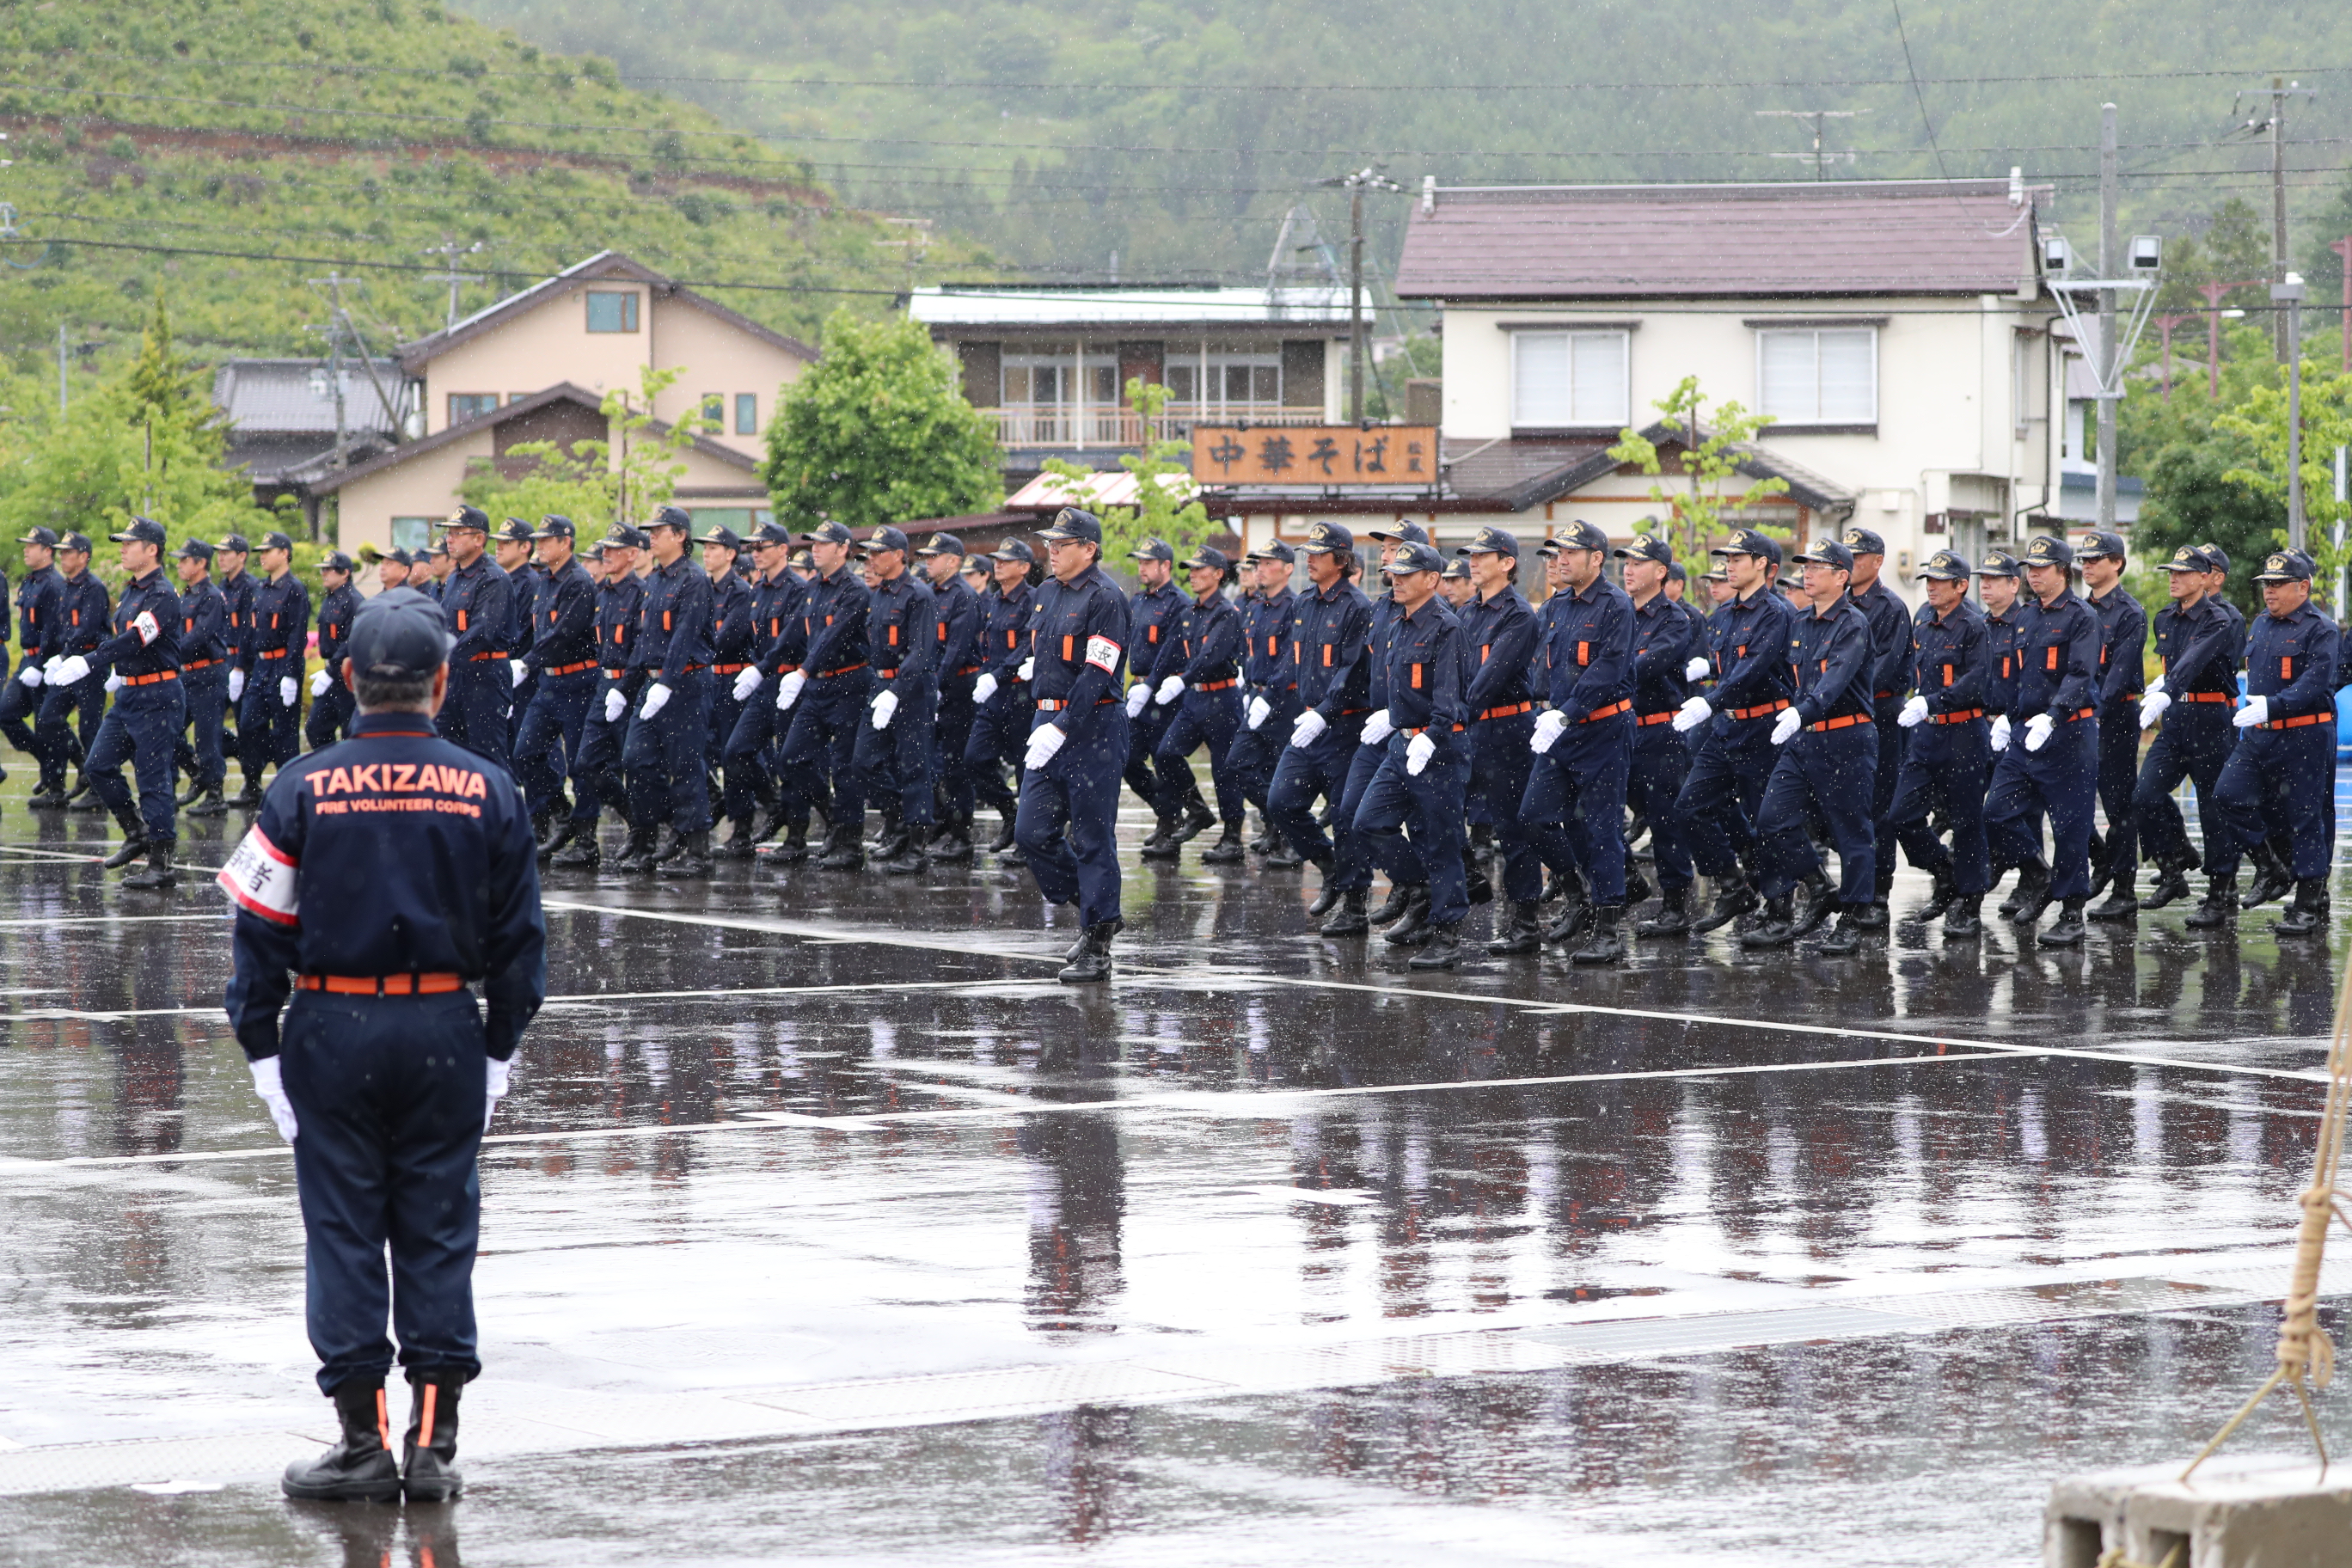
[1003,469,1198,511]
[910,284,1351,328]
[211,358,403,436]
[1395,180,2043,300]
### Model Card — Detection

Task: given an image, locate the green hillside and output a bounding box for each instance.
[0,0,979,373]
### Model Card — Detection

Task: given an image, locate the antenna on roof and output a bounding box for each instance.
[420,236,487,333]
[1756,109,1868,181]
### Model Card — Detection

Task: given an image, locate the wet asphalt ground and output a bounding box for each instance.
[3,780,2351,1567]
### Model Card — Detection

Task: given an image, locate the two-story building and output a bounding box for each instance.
[1214,177,2063,577]
[307,251,818,554]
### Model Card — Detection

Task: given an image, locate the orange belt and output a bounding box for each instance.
[677,664,707,675]
[258,648,291,659]
[2064,706,2094,722]
[1401,722,1467,735]
[1927,707,1983,725]
[1195,677,1239,692]
[2266,712,2330,730]
[818,663,867,679]
[1583,699,1632,723]
[468,652,500,662]
[182,657,221,671]
[546,660,597,677]
[958,665,982,676]
[299,972,465,996]
[1036,697,1115,712]
[603,667,628,681]
[124,669,178,687]
[1638,709,1678,726]
[1475,701,1534,722]
[1810,712,1873,732]
[2181,690,2234,704]
[1728,699,1791,720]
[713,663,748,676]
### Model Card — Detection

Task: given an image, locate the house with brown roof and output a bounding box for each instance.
[1212,177,2060,575]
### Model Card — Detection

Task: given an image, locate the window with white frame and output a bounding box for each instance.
[1756,327,1877,426]
[1510,330,1628,427]
[1000,352,1119,407]
[1166,352,1281,413]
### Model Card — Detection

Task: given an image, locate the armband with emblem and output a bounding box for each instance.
[1083,634,1121,674]
[217,824,299,925]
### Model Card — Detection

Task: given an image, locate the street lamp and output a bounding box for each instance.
[2274,272,2309,550]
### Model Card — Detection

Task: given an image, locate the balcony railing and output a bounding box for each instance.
[986,403,1324,450]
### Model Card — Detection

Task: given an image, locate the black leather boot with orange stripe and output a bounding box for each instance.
[281,1375,402,1502]
[401,1372,466,1503]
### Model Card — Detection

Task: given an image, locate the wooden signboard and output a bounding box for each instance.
[1191,426,1438,486]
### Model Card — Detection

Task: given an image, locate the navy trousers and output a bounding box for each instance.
[1676,714,1780,879]
[304,679,356,751]
[852,677,938,827]
[623,669,714,834]
[2093,697,2141,884]
[41,669,107,780]
[1985,715,2099,898]
[88,680,185,844]
[177,663,229,788]
[1338,733,1415,890]
[1889,720,1992,895]
[508,668,537,751]
[1626,724,1696,892]
[1355,731,1472,924]
[281,990,487,1395]
[1467,712,1542,903]
[2209,725,2337,879]
[1123,701,1174,814]
[721,689,785,826]
[781,671,873,828]
[1266,716,1368,884]
[1521,713,1633,905]
[2134,709,2234,873]
[1868,698,1906,898]
[1755,722,1879,904]
[0,655,35,762]
[513,667,596,818]
[935,673,978,823]
[964,687,1032,815]
[436,665,511,769]
[567,684,632,828]
[1155,687,1244,824]
[1225,688,1299,820]
[1017,704,1128,926]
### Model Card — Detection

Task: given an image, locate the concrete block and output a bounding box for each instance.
[2047,1454,2352,1567]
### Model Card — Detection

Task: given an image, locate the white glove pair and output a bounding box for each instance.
[871,689,898,731]
[1155,675,1185,707]
[1360,709,1394,746]
[973,672,1000,706]
[1682,656,1711,683]
[1024,722,1067,772]
[1246,695,1271,730]
[253,1057,511,1143]
[279,677,297,708]
[51,654,90,689]
[775,670,807,712]
[1405,731,1436,776]
[1990,714,2012,752]
[604,688,626,724]
[1896,695,1929,729]
[732,665,764,702]
[309,669,333,698]
[1529,708,1569,755]
[227,668,245,701]
[1768,707,1803,746]
[1124,684,1149,719]
[1671,696,1711,732]
[510,659,530,689]
[2023,713,2055,752]
[1289,708,1326,749]
[640,681,671,721]
[2235,695,2270,730]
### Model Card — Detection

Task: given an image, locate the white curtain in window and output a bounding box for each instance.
[1513,333,1625,426]
[1569,333,1626,425]
[1816,330,1876,421]
[1758,328,1877,424]
[1513,335,1573,426]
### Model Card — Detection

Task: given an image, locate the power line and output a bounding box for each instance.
[1887,0,1953,181]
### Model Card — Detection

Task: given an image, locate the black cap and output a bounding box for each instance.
[582,540,608,561]
[1794,539,1854,572]
[1975,548,2022,579]
[1841,526,1888,556]
[603,524,650,551]
[1126,533,1173,560]
[696,523,744,551]
[2074,530,2126,561]
[494,518,535,546]
[1614,535,1675,567]
[1439,557,1472,581]
[1711,528,1783,568]
[2160,543,2217,574]
[530,516,576,541]
[320,550,354,574]
[748,521,792,547]
[1552,519,1608,553]
[16,526,56,548]
[217,533,250,554]
[646,504,694,535]
[437,506,489,535]
[799,519,854,546]
[58,531,93,555]
[1459,524,1522,558]
[788,548,816,571]
[2200,542,2232,573]
[991,539,1036,564]
[2255,548,2314,583]
[1044,508,1104,545]
[1365,521,1430,545]
[1179,544,1230,572]
[1251,540,1297,564]
[916,532,965,558]
[383,548,413,567]
[175,537,215,562]
[109,516,167,548]
[1917,549,1973,581]
[1302,522,1354,555]
[860,525,910,555]
[1388,541,1445,576]
[345,588,453,680]
[425,540,450,559]
[2022,535,2074,568]
[1667,562,1687,583]
[255,530,294,554]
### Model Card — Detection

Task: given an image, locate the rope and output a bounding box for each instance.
[2181,952,2352,1483]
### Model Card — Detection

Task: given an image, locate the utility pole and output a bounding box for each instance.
[2098,103,2118,536]
[2275,271,2308,551]
[2330,236,2352,372]
[1317,167,1400,425]
[419,236,486,334]
[2233,78,2316,359]
[1755,109,1868,180]
[56,321,65,415]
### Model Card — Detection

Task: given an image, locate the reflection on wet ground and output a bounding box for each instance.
[1,799,2348,1565]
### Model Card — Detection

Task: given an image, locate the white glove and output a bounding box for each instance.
[2139,691,2171,729]
[15,664,39,689]
[1683,656,1711,682]
[1155,675,1185,706]
[1768,707,1803,746]
[2235,694,2269,730]
[132,609,159,646]
[870,688,898,730]
[732,665,763,702]
[1897,695,1929,729]
[103,673,124,694]
[604,688,626,724]
[1025,722,1067,772]
[775,670,807,712]
[1246,695,1271,730]
[279,676,297,707]
[484,1057,511,1134]
[1289,708,1327,749]
[1361,708,1394,745]
[227,668,244,701]
[309,669,331,698]
[1671,695,1711,732]
[2023,712,2055,751]
[1530,708,1569,755]
[1990,714,2012,752]
[1405,731,1436,776]
[973,672,999,706]
[1017,657,1035,683]
[248,1057,298,1143]
[511,658,529,689]
[43,655,61,677]
[2146,675,2167,701]
[639,681,671,720]
[1124,683,1149,718]
[52,654,89,688]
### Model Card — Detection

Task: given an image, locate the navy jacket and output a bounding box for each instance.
[1787,597,1877,726]
[177,578,228,668]
[315,583,362,686]
[1243,587,1295,695]
[1029,563,1131,714]
[55,569,111,658]
[974,581,1033,682]
[1981,603,2026,714]
[1289,579,1375,722]
[217,567,255,662]
[527,560,598,673]
[1127,581,1185,685]
[221,711,546,1062]
[505,562,541,661]
[707,569,756,671]
[930,572,983,680]
[750,568,809,677]
[1850,577,1914,703]
[1706,588,1798,717]
[90,568,180,680]
[15,564,60,663]
[867,570,938,683]
[2152,592,2240,701]
[1364,592,1403,711]
[595,574,646,697]
[1170,588,1242,685]
[438,556,508,669]
[2004,589,2102,722]
[634,554,714,681]
[1910,597,1988,718]
[1540,577,1635,724]
[1382,595,1467,734]
[1629,591,1705,720]
[2087,584,2148,711]
[798,566,873,680]
[1459,585,1539,718]
[2245,601,2341,719]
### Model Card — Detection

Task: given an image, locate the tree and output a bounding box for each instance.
[2213,359,2352,606]
[1606,376,1789,573]
[459,364,716,530]
[761,308,1001,530]
[1036,379,1214,567]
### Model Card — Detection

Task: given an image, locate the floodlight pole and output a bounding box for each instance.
[2098,103,2118,534]
[2276,273,2309,551]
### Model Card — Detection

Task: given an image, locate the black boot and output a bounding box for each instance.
[2037,896,2087,946]
[2005,860,2052,925]
[1406,920,1468,970]
[651,824,685,864]
[2184,873,2239,929]
[1914,865,1957,923]
[1541,891,1596,946]
[230,780,266,812]
[551,819,603,867]
[1319,888,1369,936]
[987,807,1020,854]
[102,805,148,870]
[610,825,658,873]
[1468,822,1497,869]
[2141,862,2193,910]
[537,815,580,862]
[26,776,64,810]
[1692,880,1757,934]
[1138,812,1183,861]
[530,805,557,847]
[281,1376,401,1502]
[1485,899,1543,955]
[1308,862,1344,918]
[399,1374,464,1504]
[712,816,760,861]
[1369,880,1417,927]
[1635,885,1692,938]
[175,776,203,807]
[1817,908,1863,955]
[1792,869,1834,936]
[659,830,713,878]
[1740,894,1798,948]
[186,784,230,818]
[2276,878,2331,937]
[122,842,177,890]
[817,820,866,871]
[1167,793,1216,848]
[1248,811,1274,854]
[62,771,95,806]
[1852,900,1890,931]
[929,814,974,863]
[2245,842,2294,910]
[1265,827,1303,869]
[760,821,811,865]
[1621,866,1655,910]
[1380,885,1434,946]
[1200,823,1247,865]
[879,829,929,875]
[2088,874,2140,921]
[1571,904,1625,965]
[1057,917,1120,983]
[1943,895,1983,938]
[869,810,910,862]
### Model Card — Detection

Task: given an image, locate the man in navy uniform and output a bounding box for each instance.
[720,523,805,860]
[964,539,1038,860]
[1673,528,1798,933]
[1148,544,1246,863]
[1123,536,1200,852]
[1615,532,1705,938]
[1273,523,1376,931]
[0,527,63,796]
[1450,527,1541,951]
[2075,529,2147,916]
[549,530,648,870]
[174,537,232,816]
[214,532,254,786]
[695,522,758,852]
[305,551,362,751]
[916,531,983,861]
[1346,523,1436,940]
[493,519,541,755]
[1016,508,1133,983]
[1841,527,1913,928]
[2126,544,2242,913]
[1228,542,1299,865]
[47,530,113,810]
[431,508,511,769]
[773,518,873,871]
[2202,548,2340,935]
[1522,518,1636,961]
[514,517,599,856]
[71,517,182,886]
[621,505,717,877]
[223,588,545,1505]
[853,524,939,876]
[1984,534,2103,946]
[1889,549,1993,936]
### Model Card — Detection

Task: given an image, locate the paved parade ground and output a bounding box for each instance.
[4,794,2350,1566]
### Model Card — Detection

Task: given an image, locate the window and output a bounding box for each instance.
[447,393,499,425]
[1510,332,1628,427]
[683,507,775,536]
[735,393,758,435]
[1757,328,1877,426]
[390,517,433,552]
[701,393,725,426]
[1000,354,1118,407]
[1167,353,1281,413]
[585,290,640,333]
